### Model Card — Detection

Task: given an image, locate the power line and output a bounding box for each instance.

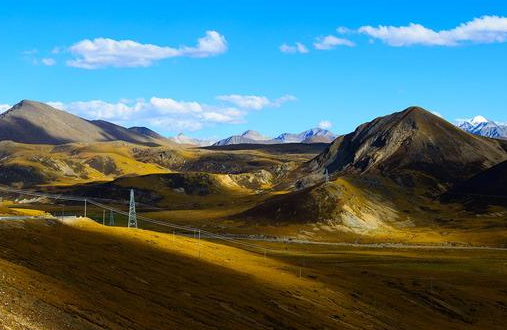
[0,185,281,253]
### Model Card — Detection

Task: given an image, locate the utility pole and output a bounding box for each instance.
[102,209,105,225]
[84,199,87,218]
[325,168,329,183]
[109,210,115,226]
[128,189,137,228]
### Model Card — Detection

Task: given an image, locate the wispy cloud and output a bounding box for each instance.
[318,120,332,129]
[66,30,227,69]
[41,58,56,66]
[47,93,295,132]
[280,16,507,53]
[0,104,11,113]
[279,42,309,54]
[216,94,297,110]
[359,15,507,46]
[431,111,443,118]
[314,35,355,49]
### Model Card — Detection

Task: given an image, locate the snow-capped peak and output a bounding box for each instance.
[470,115,489,125]
[241,130,270,141]
[455,115,507,139]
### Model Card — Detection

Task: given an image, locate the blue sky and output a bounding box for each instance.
[1,0,506,139]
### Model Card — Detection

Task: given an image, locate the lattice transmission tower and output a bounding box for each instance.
[109,210,115,226]
[128,189,137,228]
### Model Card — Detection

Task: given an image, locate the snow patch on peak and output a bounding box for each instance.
[470,115,488,125]
[240,130,270,141]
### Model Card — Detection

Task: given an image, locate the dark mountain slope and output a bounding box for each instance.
[442,160,507,208]
[128,126,167,140]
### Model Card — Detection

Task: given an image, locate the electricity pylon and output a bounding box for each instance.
[128,189,137,228]
[109,210,115,226]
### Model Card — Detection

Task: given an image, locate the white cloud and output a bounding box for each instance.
[279,42,309,54]
[314,35,355,49]
[216,94,297,110]
[41,58,56,66]
[48,100,142,121]
[0,104,11,113]
[431,111,443,118]
[46,93,294,133]
[150,97,203,114]
[148,118,203,132]
[359,15,507,46]
[66,30,227,69]
[318,120,332,129]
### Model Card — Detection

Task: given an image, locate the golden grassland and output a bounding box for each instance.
[1,218,507,329]
[0,140,315,188]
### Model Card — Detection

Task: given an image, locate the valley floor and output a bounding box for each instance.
[1,218,507,329]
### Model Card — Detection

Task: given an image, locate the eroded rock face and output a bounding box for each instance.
[229,170,274,190]
[85,156,121,176]
[132,147,186,169]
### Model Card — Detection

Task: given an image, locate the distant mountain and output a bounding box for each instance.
[169,133,216,147]
[213,128,336,146]
[456,115,507,139]
[241,130,270,141]
[309,106,507,188]
[0,100,163,146]
[214,130,273,146]
[274,128,336,143]
[129,126,166,140]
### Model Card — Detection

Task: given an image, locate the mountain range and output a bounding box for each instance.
[0,100,337,148]
[456,115,507,138]
[0,100,168,146]
[168,133,216,147]
[213,128,337,146]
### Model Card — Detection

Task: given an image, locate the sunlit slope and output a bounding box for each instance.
[0,139,310,188]
[46,171,274,212]
[238,176,507,245]
[0,141,171,186]
[241,177,402,233]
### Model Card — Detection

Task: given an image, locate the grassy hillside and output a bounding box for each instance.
[1,218,507,329]
[0,140,312,188]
